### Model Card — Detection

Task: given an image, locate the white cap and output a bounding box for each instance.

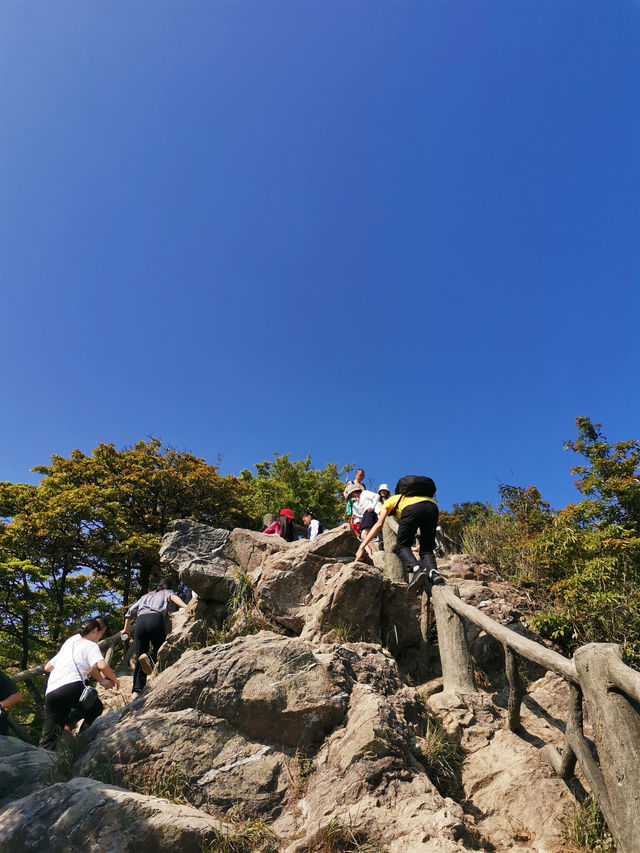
[377,483,390,493]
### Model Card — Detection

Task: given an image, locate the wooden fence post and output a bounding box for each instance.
[381,517,405,582]
[574,644,640,853]
[431,585,476,695]
[504,644,525,731]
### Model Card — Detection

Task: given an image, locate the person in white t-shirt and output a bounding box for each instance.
[41,617,119,750]
[352,487,382,555]
[302,511,323,541]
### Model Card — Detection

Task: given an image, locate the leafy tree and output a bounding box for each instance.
[0,439,250,677]
[530,418,640,659]
[439,501,492,549]
[240,453,350,528]
[459,485,552,578]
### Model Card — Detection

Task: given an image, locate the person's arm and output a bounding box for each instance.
[355,508,388,560]
[44,661,55,673]
[262,520,280,535]
[170,594,188,608]
[95,659,119,690]
[0,687,22,712]
[121,616,133,640]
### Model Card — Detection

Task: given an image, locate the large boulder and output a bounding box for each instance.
[160,520,236,601]
[75,632,354,819]
[255,551,328,632]
[289,524,360,561]
[147,632,351,747]
[0,738,56,804]
[0,777,225,853]
[228,524,359,583]
[274,674,474,852]
[228,527,293,579]
[300,562,385,644]
[156,596,227,669]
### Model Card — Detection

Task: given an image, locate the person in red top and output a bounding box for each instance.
[263,508,296,542]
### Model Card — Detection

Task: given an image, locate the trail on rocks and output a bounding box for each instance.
[0,524,587,853]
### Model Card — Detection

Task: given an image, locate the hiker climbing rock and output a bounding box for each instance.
[121,579,188,699]
[356,475,445,592]
[0,671,22,736]
[41,617,119,749]
[302,510,323,540]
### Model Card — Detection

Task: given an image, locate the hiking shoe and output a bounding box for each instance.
[138,653,153,675]
[407,567,427,593]
[429,569,445,586]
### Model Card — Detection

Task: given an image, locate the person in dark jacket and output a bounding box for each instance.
[121,580,188,699]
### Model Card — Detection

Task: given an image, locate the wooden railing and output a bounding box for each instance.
[432,583,640,853]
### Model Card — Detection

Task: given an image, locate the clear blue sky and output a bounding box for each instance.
[1,1,638,512]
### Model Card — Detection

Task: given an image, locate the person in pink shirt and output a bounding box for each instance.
[263,508,296,541]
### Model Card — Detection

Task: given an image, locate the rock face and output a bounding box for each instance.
[300,561,385,644]
[255,550,329,632]
[74,631,480,849]
[0,738,56,803]
[228,526,293,579]
[75,633,355,820]
[3,529,591,853]
[160,519,236,601]
[0,777,225,853]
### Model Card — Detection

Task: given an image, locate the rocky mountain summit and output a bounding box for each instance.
[0,522,588,852]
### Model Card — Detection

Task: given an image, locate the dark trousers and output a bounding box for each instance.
[133,612,167,694]
[393,500,439,573]
[41,681,104,750]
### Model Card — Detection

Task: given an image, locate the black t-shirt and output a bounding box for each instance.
[0,671,19,703]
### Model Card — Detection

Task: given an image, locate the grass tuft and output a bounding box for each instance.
[560,796,615,852]
[200,819,278,853]
[309,818,386,852]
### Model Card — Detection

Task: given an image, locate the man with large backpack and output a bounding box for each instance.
[355,475,445,593]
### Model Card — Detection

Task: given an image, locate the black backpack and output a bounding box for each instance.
[394,475,436,498]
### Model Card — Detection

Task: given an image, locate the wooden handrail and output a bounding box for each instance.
[606,654,640,705]
[440,585,579,683]
[431,584,640,853]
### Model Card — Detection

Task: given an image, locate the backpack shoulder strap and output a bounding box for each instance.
[389,495,403,517]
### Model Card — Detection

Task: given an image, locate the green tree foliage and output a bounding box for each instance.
[438,501,492,549]
[0,439,250,675]
[530,418,640,659]
[460,485,552,578]
[457,417,640,660]
[240,453,350,527]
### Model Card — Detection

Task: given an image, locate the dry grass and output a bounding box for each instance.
[308,818,386,852]
[559,797,615,852]
[200,819,278,853]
